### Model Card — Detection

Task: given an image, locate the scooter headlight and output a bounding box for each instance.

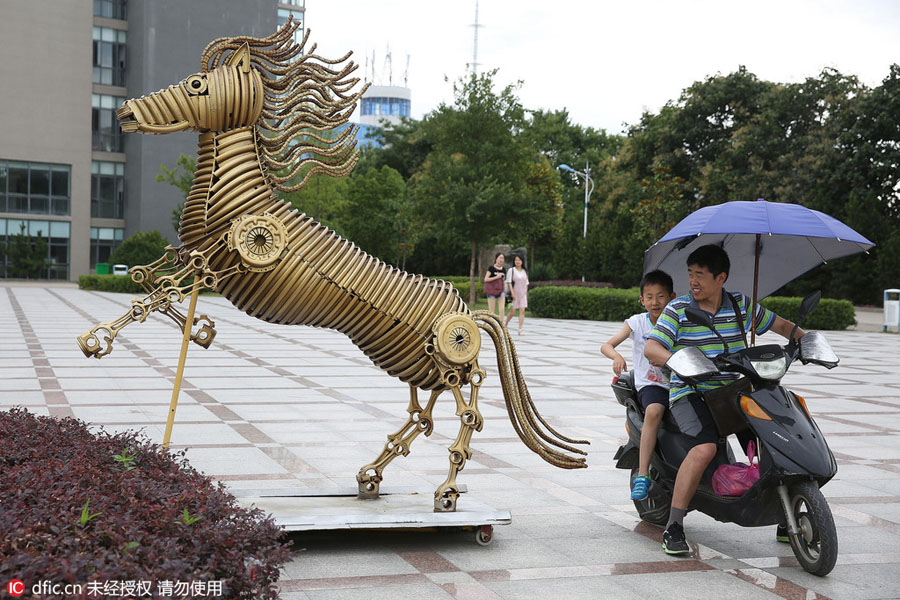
[750,356,787,380]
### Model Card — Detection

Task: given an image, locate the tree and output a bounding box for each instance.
[279,172,349,234]
[156,154,196,234]
[341,165,418,267]
[412,70,534,303]
[3,223,48,279]
[108,230,170,268]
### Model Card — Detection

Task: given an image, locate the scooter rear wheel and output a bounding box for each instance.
[786,481,838,576]
[631,466,671,526]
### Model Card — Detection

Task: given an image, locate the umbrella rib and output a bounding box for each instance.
[803,236,830,265]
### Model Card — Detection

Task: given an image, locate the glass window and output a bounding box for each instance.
[0,160,71,216]
[91,161,125,218]
[92,94,126,152]
[93,0,126,19]
[93,27,126,86]
[0,217,70,279]
[30,167,49,196]
[90,226,124,267]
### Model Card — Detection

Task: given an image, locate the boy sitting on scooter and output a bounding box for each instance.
[644,244,804,555]
[601,270,676,501]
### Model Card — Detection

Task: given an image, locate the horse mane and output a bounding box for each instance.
[200,18,364,192]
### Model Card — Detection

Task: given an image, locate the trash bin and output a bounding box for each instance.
[95,263,110,275]
[112,264,129,275]
[884,289,900,332]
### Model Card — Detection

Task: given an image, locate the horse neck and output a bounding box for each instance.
[179,126,277,249]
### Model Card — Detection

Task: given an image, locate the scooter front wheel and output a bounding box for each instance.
[631,467,671,526]
[786,481,838,576]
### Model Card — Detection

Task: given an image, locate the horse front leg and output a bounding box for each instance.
[77,259,204,358]
[357,385,439,499]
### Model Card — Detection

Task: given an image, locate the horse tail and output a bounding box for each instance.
[473,311,588,469]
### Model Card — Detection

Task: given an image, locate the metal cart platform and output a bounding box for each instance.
[233,485,510,545]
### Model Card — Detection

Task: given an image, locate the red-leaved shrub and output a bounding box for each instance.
[0,408,290,599]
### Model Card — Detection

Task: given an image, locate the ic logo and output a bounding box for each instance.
[7,580,25,597]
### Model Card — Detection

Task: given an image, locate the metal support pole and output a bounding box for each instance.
[582,162,590,283]
[751,234,761,346]
[162,286,200,449]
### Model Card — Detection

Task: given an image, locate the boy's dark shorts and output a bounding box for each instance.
[669,393,719,447]
[637,385,668,412]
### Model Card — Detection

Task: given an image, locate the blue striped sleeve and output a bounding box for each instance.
[753,302,775,335]
[649,305,679,350]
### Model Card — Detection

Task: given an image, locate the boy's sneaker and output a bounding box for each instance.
[662,522,690,555]
[776,525,790,543]
[631,475,651,500]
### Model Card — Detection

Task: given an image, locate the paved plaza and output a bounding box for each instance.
[2,283,900,600]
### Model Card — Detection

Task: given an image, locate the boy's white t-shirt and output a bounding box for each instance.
[625,313,669,391]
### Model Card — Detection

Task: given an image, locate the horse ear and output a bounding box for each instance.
[228,43,252,73]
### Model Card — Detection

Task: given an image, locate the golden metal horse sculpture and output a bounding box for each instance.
[76,21,587,512]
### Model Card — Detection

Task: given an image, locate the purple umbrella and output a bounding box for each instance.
[643,199,874,342]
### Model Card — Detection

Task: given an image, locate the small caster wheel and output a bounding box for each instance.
[474,524,493,546]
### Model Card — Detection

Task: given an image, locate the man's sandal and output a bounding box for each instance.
[631,475,651,500]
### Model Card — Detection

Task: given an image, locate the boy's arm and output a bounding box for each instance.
[601,324,632,375]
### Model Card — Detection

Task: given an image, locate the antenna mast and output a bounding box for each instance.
[384,45,392,86]
[470,0,482,75]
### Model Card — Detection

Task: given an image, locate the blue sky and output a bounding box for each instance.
[307,0,900,134]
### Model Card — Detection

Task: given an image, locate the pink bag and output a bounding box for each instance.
[712,441,760,496]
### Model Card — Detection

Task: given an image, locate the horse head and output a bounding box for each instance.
[118,43,263,135]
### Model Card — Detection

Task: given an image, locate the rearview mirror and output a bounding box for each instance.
[798,291,822,322]
[685,307,728,352]
[685,307,715,330]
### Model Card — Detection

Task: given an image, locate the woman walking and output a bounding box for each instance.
[483,252,506,318]
[504,255,529,335]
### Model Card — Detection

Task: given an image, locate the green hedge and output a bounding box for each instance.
[432,276,483,300]
[760,296,856,330]
[529,287,856,330]
[529,286,642,321]
[78,274,144,294]
[78,275,220,297]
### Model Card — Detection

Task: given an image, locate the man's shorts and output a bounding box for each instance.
[637,385,668,412]
[669,393,718,447]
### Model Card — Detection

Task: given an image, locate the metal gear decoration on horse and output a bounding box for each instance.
[75,18,588,512]
[227,213,288,272]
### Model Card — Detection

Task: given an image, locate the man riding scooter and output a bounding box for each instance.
[644,244,805,555]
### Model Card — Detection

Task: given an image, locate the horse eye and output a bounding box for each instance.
[186,76,207,94]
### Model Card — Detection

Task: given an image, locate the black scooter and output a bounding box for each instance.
[613,292,840,576]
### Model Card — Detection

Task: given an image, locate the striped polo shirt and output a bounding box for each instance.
[648,290,775,405]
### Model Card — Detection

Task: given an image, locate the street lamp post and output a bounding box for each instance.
[558,162,595,282]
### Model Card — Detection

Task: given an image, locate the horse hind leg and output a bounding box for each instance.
[434,365,485,512]
[357,385,439,499]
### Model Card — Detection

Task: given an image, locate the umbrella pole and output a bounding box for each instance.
[751,234,761,346]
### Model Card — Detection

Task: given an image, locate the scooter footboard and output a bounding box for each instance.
[692,480,785,527]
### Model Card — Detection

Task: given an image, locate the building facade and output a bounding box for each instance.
[0,0,304,280]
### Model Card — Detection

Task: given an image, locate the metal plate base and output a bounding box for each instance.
[232,486,511,533]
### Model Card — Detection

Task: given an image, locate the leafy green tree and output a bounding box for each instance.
[3,223,49,279]
[108,230,170,268]
[280,172,349,234]
[156,154,196,234]
[341,165,419,267]
[412,70,534,303]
